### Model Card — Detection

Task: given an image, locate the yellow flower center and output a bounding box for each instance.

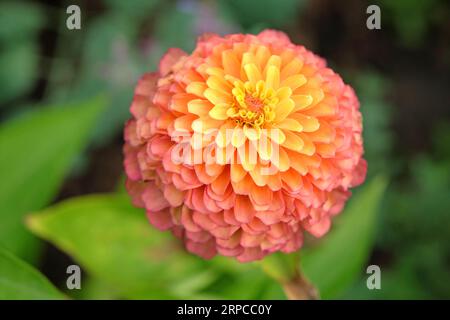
[228,80,278,130]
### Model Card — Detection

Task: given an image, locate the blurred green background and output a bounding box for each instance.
[0,0,449,299]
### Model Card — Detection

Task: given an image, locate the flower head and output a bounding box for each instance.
[124,30,367,262]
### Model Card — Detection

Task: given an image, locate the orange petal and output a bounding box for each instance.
[235,195,255,223]
[187,99,212,116]
[282,130,304,152]
[281,58,303,79]
[307,121,335,143]
[231,163,247,182]
[297,133,316,155]
[281,169,303,192]
[290,113,320,132]
[222,49,241,78]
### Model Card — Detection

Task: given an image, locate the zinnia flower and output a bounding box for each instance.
[124,30,367,262]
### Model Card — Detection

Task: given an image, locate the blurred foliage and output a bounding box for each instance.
[0,1,45,104]
[218,0,306,32]
[353,72,393,177]
[0,247,65,299]
[0,0,448,300]
[378,0,447,48]
[27,194,212,299]
[26,177,385,299]
[0,96,106,261]
[301,176,387,298]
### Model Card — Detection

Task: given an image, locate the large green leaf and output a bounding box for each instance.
[26,194,211,299]
[301,176,388,298]
[0,96,106,260]
[0,247,65,299]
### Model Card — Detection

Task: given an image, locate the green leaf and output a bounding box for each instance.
[27,194,209,299]
[301,176,388,299]
[0,247,65,299]
[0,96,106,260]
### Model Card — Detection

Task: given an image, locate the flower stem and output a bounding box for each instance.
[260,252,319,300]
[281,269,319,300]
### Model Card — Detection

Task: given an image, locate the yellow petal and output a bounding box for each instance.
[264,55,281,76]
[241,52,256,68]
[204,88,232,105]
[265,127,286,145]
[265,65,280,90]
[206,67,225,78]
[280,74,307,91]
[208,103,230,120]
[282,130,304,151]
[290,113,319,132]
[276,87,292,100]
[304,102,336,117]
[206,76,232,94]
[281,58,303,79]
[244,63,262,85]
[257,136,273,161]
[237,141,256,172]
[274,98,295,122]
[232,128,246,148]
[296,88,325,106]
[243,124,261,141]
[255,46,270,70]
[186,82,207,97]
[215,145,235,165]
[276,118,303,132]
[192,117,222,133]
[291,94,313,112]
[275,147,290,172]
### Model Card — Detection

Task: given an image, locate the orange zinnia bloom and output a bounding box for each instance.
[124,30,367,262]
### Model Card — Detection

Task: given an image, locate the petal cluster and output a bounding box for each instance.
[124,30,367,262]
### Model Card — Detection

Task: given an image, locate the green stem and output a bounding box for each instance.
[260,252,319,300]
